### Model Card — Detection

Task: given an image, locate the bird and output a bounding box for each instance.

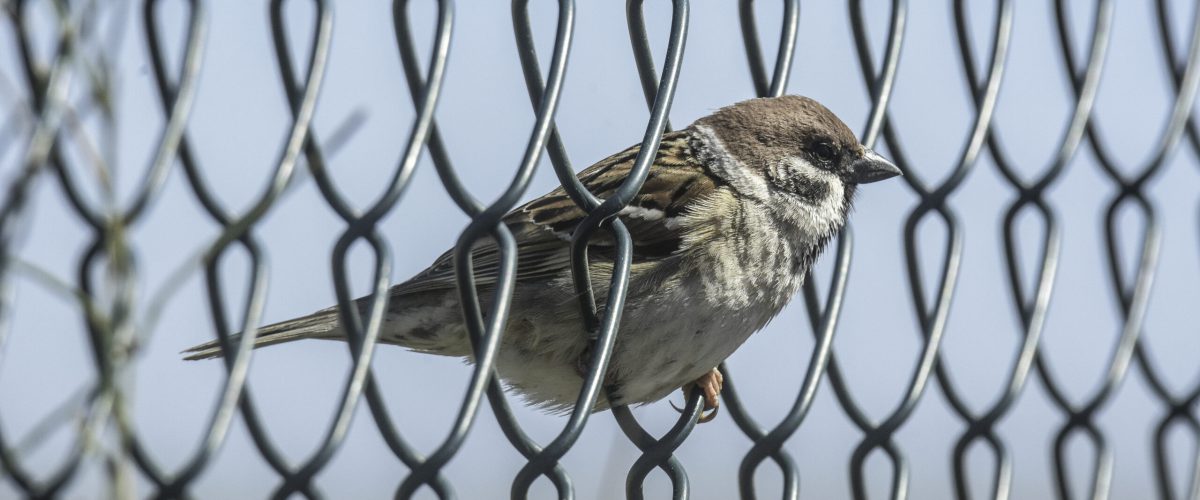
[183,95,901,422]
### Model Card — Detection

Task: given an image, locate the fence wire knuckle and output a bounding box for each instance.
[2,1,1200,499]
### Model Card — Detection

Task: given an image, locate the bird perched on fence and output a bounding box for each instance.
[184,95,901,422]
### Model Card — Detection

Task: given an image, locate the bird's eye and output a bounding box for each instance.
[812,142,837,163]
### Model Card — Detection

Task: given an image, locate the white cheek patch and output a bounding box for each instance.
[782,156,843,202]
[779,156,846,241]
[691,125,848,243]
[693,125,771,201]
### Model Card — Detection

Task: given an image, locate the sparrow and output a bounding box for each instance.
[183,95,901,422]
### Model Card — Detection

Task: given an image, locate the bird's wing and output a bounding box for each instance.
[392,129,721,296]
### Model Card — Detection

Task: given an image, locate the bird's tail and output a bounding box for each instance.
[181,307,342,361]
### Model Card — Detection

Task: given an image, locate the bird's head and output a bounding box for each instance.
[689,95,900,234]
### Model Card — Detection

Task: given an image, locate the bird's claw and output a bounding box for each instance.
[673,367,723,423]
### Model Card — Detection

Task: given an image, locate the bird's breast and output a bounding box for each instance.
[682,196,808,313]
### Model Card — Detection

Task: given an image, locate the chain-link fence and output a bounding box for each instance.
[1,0,1199,499]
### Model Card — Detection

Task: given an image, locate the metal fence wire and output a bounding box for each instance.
[1,0,1200,499]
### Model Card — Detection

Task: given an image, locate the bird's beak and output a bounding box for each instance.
[850,148,902,184]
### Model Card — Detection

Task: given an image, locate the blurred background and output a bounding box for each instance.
[1,1,1199,499]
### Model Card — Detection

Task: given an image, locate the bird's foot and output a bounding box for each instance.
[672,367,723,423]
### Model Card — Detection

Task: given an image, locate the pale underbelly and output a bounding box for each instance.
[492,286,784,411]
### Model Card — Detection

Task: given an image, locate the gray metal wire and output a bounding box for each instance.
[1,1,1199,499]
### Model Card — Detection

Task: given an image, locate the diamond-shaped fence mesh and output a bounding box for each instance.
[1,0,1199,499]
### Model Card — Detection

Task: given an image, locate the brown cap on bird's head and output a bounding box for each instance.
[691,95,901,185]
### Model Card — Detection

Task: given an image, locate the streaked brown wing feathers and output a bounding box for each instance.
[392,130,719,296]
